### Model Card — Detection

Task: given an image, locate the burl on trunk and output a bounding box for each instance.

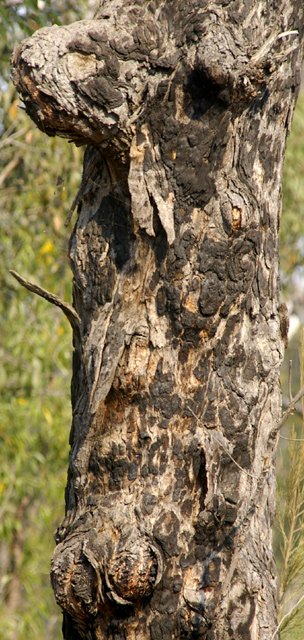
[11,1,304,639]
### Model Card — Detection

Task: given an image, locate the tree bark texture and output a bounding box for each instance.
[11,2,304,639]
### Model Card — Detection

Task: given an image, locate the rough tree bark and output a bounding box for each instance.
[11,1,304,639]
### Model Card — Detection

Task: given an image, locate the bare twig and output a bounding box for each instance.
[279,434,304,442]
[3,0,23,7]
[271,592,304,640]
[0,127,27,150]
[187,406,258,480]
[64,190,82,227]
[289,360,293,403]
[277,30,299,40]
[251,29,298,64]
[9,269,80,334]
[278,384,304,430]
[0,153,21,189]
[282,396,303,417]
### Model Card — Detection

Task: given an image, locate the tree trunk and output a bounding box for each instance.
[11,1,304,638]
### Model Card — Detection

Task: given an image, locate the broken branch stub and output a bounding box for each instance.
[11,1,304,639]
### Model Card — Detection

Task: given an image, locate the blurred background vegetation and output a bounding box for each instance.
[0,2,92,639]
[1,2,304,639]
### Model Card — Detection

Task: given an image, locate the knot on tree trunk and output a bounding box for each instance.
[51,523,162,624]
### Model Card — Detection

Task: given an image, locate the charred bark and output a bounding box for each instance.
[11,1,304,639]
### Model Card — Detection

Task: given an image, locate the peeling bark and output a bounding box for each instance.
[11,1,304,639]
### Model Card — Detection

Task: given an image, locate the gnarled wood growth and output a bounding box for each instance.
[11,1,304,639]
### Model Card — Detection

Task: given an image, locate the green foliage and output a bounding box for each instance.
[276,108,304,639]
[276,428,304,638]
[0,101,83,637]
[275,331,304,639]
[0,2,87,637]
[280,91,304,286]
[0,0,92,78]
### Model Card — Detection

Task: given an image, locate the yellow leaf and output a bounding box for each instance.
[43,407,53,427]
[39,240,54,256]
[46,255,54,266]
[27,18,39,31]
[17,398,28,406]
[58,326,64,336]
[9,100,18,121]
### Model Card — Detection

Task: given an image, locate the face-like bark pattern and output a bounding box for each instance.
[11,1,304,639]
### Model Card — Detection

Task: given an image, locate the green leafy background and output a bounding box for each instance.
[1,2,304,638]
[0,3,87,638]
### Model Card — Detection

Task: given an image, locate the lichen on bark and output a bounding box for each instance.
[11,1,304,639]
